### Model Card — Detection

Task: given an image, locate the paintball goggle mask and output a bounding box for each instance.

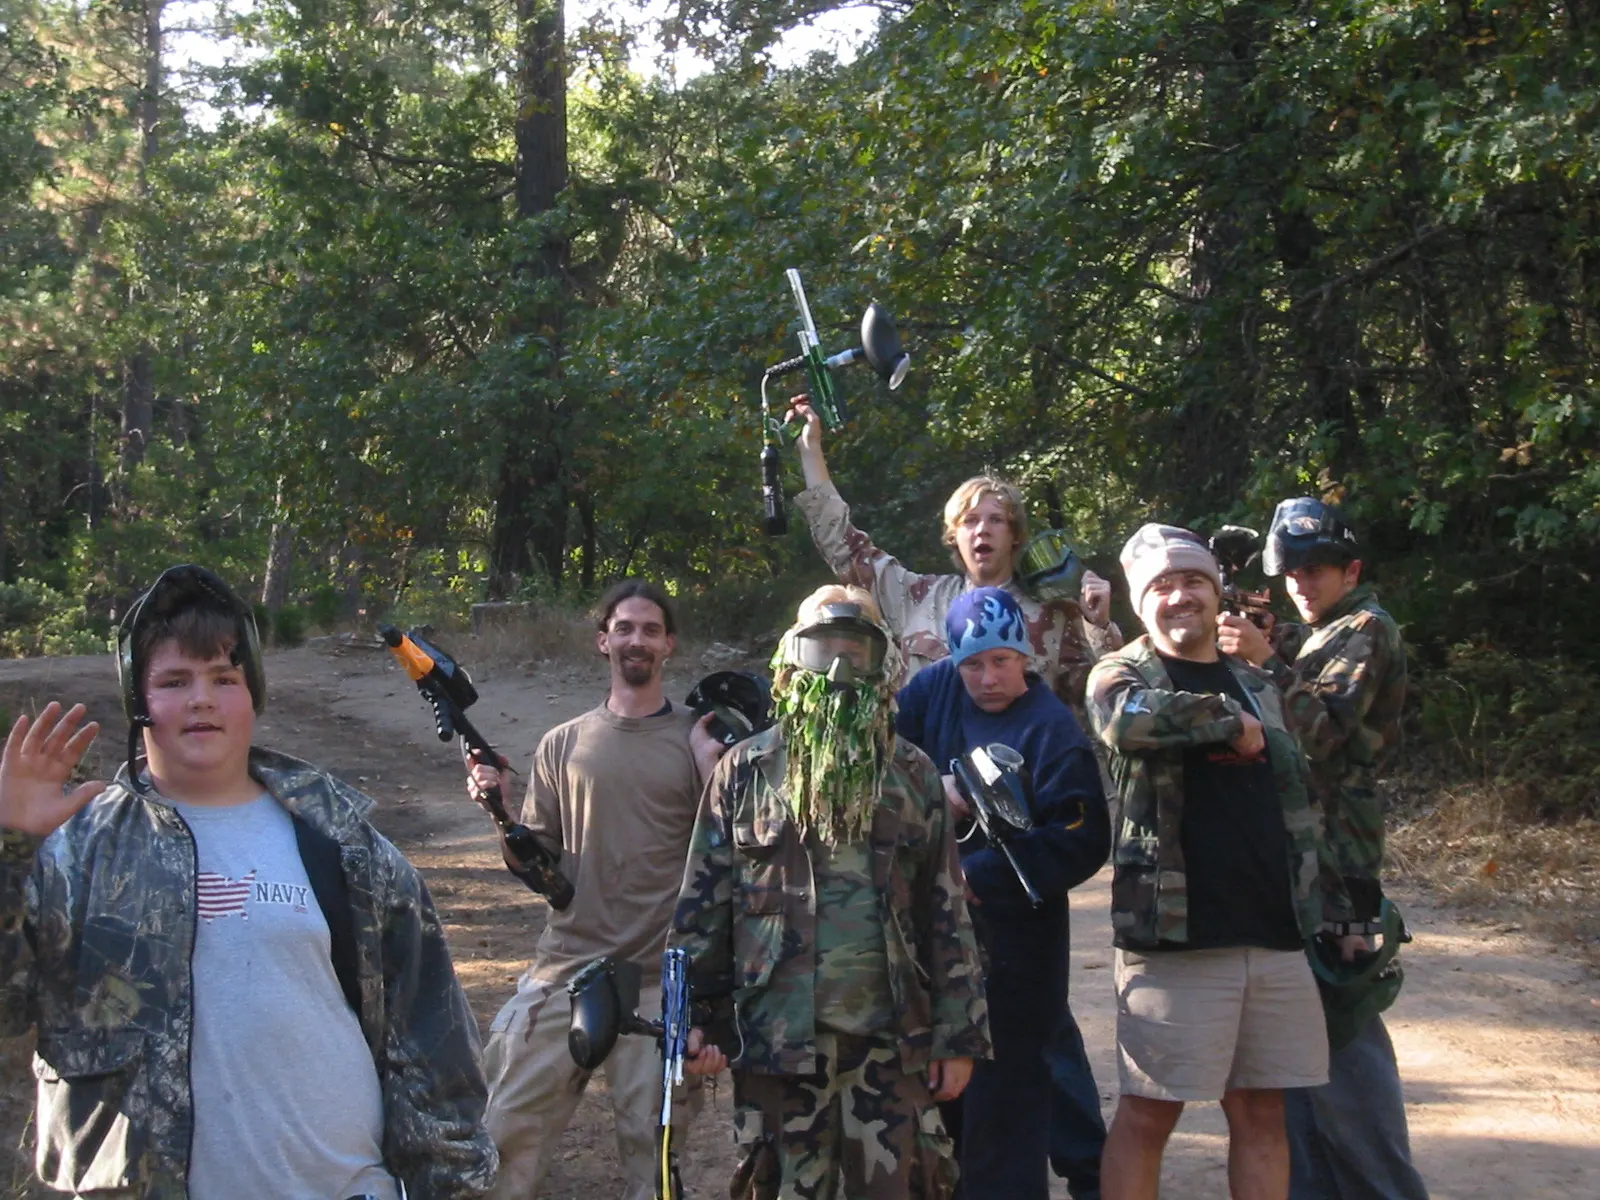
[1017,529,1085,603]
[783,603,889,686]
[686,670,775,747]
[1263,497,1359,577]
[1309,900,1411,1051]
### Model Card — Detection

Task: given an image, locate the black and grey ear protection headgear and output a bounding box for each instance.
[116,564,265,790]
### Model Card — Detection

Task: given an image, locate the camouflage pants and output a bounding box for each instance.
[729,1034,958,1200]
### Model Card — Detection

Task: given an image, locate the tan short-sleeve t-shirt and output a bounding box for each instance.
[521,703,702,982]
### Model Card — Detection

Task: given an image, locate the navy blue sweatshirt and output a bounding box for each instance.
[895,660,1110,918]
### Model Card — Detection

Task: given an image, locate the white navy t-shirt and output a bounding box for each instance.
[174,794,396,1200]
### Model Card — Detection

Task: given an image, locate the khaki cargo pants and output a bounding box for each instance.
[483,973,704,1200]
[729,1034,957,1200]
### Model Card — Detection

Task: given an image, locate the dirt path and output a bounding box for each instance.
[3,642,1598,1198]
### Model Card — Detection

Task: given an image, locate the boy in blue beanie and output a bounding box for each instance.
[896,587,1111,1200]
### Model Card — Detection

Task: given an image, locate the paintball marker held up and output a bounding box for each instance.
[380,624,575,910]
[758,269,911,536]
[567,948,693,1200]
[950,743,1043,909]
[1210,526,1274,628]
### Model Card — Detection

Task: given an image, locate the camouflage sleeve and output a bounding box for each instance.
[669,756,739,1054]
[1084,618,1124,659]
[1261,621,1311,691]
[906,750,991,1063]
[792,479,930,641]
[374,841,498,1199]
[1281,614,1397,763]
[1086,656,1246,753]
[0,829,46,1038]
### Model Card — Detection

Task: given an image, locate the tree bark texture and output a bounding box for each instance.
[489,0,572,599]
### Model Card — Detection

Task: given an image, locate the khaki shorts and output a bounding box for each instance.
[1115,945,1328,1102]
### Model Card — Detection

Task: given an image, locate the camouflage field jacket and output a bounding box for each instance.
[794,481,1121,708]
[670,727,991,1076]
[1265,585,1407,920]
[1086,638,1351,948]
[0,748,496,1199]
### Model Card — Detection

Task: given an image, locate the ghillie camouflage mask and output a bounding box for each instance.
[770,598,900,845]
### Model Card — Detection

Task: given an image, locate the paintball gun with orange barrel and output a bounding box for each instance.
[1209,525,1274,628]
[758,269,911,535]
[380,624,574,909]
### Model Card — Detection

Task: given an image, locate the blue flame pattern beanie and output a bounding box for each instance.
[945,587,1031,667]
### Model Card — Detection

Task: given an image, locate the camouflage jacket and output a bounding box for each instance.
[794,480,1122,709]
[1265,585,1407,920]
[670,727,991,1076]
[1086,638,1351,948]
[0,748,496,1199]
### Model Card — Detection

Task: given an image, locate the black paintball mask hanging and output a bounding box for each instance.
[1309,899,1411,1051]
[783,603,889,693]
[1263,497,1360,577]
[686,670,775,748]
[116,564,264,792]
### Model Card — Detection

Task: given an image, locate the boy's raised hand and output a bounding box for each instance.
[0,703,106,837]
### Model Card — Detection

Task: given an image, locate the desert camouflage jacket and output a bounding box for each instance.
[670,727,991,1076]
[1086,638,1351,948]
[794,480,1121,709]
[1265,585,1407,920]
[0,748,496,1199]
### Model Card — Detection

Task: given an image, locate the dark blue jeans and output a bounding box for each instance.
[1287,1015,1429,1200]
[1047,991,1106,1199]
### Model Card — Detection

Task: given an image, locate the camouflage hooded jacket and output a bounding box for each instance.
[670,727,991,1076]
[0,747,496,1199]
[1265,584,1407,920]
[794,480,1121,708]
[1085,638,1352,948]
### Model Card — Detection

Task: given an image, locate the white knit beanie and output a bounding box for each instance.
[1120,523,1222,607]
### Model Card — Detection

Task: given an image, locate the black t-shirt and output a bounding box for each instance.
[1156,655,1302,952]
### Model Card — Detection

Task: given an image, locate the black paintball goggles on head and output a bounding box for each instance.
[687,670,775,748]
[1262,497,1359,577]
[787,602,889,685]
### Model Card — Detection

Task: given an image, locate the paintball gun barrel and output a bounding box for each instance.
[380,624,575,910]
[1209,525,1274,628]
[950,743,1043,909]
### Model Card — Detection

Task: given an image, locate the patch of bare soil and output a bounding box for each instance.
[3,640,1599,1198]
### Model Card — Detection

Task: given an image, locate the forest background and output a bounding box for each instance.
[1,0,1596,895]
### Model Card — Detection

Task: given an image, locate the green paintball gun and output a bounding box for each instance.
[759,269,911,536]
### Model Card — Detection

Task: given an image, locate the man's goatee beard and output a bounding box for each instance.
[774,672,895,846]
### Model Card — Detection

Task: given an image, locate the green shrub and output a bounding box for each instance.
[1414,644,1600,820]
[305,585,343,631]
[271,606,307,647]
[0,579,103,657]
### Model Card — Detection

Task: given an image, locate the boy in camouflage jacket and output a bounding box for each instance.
[675,586,990,1200]
[0,566,494,1199]
[1219,499,1428,1200]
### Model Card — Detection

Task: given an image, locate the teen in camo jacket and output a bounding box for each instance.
[0,748,496,1200]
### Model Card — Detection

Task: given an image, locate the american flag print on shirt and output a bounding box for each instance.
[197,870,256,921]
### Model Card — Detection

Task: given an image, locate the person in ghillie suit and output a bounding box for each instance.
[1218,499,1428,1200]
[0,565,495,1199]
[673,584,991,1200]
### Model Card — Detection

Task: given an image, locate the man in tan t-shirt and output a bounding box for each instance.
[468,579,725,1200]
